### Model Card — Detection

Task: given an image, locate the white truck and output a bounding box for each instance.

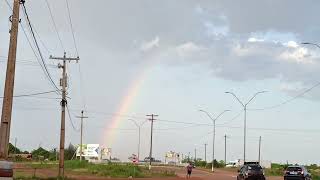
[226,159,272,169]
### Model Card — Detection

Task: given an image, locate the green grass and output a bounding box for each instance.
[14,177,74,180]
[264,165,320,178]
[265,168,284,176]
[23,160,176,178]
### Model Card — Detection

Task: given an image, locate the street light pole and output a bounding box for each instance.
[225,91,266,163]
[199,109,230,172]
[129,119,147,161]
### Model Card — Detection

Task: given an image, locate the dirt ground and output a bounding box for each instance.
[13,164,282,180]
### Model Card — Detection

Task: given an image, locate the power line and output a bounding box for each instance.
[0,90,58,98]
[32,24,51,54]
[156,119,320,133]
[66,104,80,132]
[45,0,65,52]
[157,119,211,126]
[0,55,36,62]
[154,124,203,131]
[0,59,56,68]
[4,0,11,9]
[4,0,48,74]
[65,0,79,56]
[249,81,320,111]
[217,111,243,126]
[78,64,87,110]
[21,3,61,94]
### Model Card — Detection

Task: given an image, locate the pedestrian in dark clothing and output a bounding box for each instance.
[186,162,193,178]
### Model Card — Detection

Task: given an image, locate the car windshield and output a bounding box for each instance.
[287,167,302,172]
[248,165,262,171]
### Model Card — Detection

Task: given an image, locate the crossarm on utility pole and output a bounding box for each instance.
[50,52,80,177]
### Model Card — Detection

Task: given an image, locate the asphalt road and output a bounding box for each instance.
[174,167,283,180]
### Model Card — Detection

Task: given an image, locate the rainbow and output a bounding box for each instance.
[100,64,152,147]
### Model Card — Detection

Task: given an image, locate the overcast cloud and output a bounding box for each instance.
[1,0,320,164]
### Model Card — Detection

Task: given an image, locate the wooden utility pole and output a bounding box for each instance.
[194,148,197,162]
[0,0,22,159]
[146,114,158,170]
[76,110,88,162]
[50,52,79,177]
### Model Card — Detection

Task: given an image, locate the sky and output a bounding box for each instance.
[0,0,320,165]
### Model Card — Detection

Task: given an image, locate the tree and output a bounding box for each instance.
[22,151,30,154]
[48,148,58,161]
[8,143,21,154]
[31,147,50,160]
[64,143,76,160]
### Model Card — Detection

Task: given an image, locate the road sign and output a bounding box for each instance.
[131,154,138,164]
[76,144,100,157]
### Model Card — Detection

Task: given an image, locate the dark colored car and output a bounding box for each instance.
[284,166,312,180]
[237,164,265,180]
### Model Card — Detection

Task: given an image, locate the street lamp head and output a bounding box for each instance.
[301,42,320,49]
[225,91,231,94]
[259,91,268,94]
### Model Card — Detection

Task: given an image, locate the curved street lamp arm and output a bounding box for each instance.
[140,119,148,127]
[199,109,230,122]
[128,119,139,128]
[246,91,267,106]
[225,92,245,107]
[301,42,320,49]
[199,110,215,123]
[215,110,231,121]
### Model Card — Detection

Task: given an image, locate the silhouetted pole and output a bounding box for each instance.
[0,0,22,159]
[50,52,79,177]
[258,136,261,164]
[147,114,158,170]
[204,143,207,162]
[76,110,88,162]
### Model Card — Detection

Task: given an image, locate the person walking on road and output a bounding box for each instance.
[186,162,193,179]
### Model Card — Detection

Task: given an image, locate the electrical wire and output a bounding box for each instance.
[154,124,203,131]
[4,0,11,9]
[45,0,65,52]
[216,111,243,126]
[4,0,60,94]
[155,119,320,133]
[21,2,61,94]
[0,59,56,68]
[0,90,58,98]
[65,0,79,56]
[31,24,51,55]
[66,104,80,132]
[78,63,87,111]
[249,81,320,111]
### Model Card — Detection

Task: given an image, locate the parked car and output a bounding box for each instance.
[284,166,312,180]
[237,164,265,180]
